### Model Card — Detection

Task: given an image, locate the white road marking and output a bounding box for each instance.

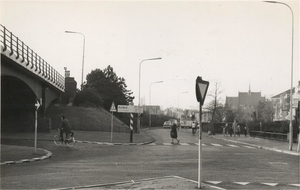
[261,183,278,186]
[227,144,238,147]
[243,145,256,149]
[206,181,222,185]
[233,182,250,185]
[211,143,223,147]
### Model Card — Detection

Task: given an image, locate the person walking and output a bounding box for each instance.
[229,126,233,137]
[244,125,248,137]
[170,123,180,144]
[232,120,238,137]
[237,125,241,137]
[223,123,228,137]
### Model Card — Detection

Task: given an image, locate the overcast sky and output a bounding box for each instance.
[1,0,299,110]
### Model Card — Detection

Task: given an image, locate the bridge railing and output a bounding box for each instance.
[0,24,64,92]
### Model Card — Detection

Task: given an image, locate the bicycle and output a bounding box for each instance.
[54,129,75,147]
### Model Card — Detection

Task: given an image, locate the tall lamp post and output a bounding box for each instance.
[137,57,162,133]
[264,1,294,150]
[65,31,85,87]
[149,81,163,129]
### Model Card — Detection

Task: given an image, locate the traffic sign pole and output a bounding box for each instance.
[195,76,209,189]
[34,99,41,154]
[34,108,37,153]
[111,111,113,142]
[110,102,116,142]
[198,103,202,189]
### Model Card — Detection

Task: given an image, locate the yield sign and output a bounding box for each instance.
[195,76,209,105]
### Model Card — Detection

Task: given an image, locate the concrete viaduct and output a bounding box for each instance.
[1,24,72,132]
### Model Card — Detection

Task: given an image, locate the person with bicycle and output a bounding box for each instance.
[59,115,72,143]
[192,121,196,134]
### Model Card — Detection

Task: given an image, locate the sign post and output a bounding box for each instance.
[118,105,143,142]
[297,101,300,152]
[195,76,209,189]
[110,102,117,142]
[34,99,41,154]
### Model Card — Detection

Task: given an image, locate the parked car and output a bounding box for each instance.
[163,121,172,128]
[168,119,178,126]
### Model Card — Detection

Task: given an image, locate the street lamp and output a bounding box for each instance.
[149,81,163,129]
[65,31,85,87]
[137,57,162,133]
[177,91,188,109]
[264,1,294,150]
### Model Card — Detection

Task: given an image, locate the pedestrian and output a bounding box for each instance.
[244,126,247,137]
[222,123,227,137]
[237,125,241,137]
[170,123,180,144]
[232,120,238,137]
[229,126,233,137]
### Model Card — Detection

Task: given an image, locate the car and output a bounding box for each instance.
[163,121,172,128]
[168,119,178,126]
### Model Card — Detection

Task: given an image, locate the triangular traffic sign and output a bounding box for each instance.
[110,102,116,112]
[195,76,209,105]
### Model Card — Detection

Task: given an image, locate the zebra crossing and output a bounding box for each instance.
[147,142,259,149]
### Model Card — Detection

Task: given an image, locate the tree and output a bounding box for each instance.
[83,65,134,110]
[256,99,274,122]
[205,82,225,123]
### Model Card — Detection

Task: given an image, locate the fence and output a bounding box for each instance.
[0,24,64,92]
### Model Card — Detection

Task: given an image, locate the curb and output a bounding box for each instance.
[75,138,156,146]
[0,147,52,165]
[48,175,225,190]
[209,135,300,156]
[0,137,156,165]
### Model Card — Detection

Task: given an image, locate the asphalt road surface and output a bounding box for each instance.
[1,128,299,189]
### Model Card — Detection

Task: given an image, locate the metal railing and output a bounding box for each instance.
[0,24,64,92]
[250,130,288,141]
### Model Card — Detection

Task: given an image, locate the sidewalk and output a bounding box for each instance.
[209,134,300,156]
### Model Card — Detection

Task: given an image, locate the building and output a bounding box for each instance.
[225,87,265,111]
[271,81,300,121]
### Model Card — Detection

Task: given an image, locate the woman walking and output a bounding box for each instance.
[170,123,180,144]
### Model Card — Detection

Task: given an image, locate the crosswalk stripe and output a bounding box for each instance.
[163,143,173,145]
[243,145,256,149]
[290,184,300,187]
[227,144,238,147]
[211,143,223,147]
[206,181,222,185]
[179,143,190,145]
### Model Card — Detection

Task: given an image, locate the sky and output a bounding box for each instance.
[1,0,299,110]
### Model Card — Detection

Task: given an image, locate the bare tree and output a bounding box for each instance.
[205,82,225,123]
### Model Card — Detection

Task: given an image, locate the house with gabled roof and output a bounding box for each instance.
[271,81,300,121]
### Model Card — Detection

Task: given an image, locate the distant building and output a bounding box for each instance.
[143,105,162,115]
[225,87,265,111]
[271,81,300,121]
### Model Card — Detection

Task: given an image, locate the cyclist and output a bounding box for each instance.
[192,121,196,134]
[59,115,72,143]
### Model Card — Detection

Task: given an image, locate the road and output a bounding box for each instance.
[1,128,299,189]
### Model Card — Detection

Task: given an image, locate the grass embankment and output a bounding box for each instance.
[45,105,129,133]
